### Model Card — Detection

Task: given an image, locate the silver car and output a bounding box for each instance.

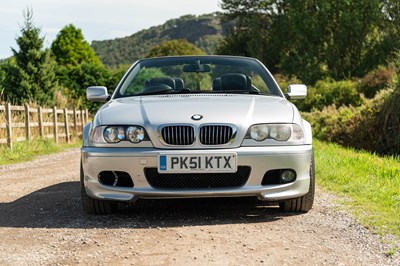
[81,56,314,214]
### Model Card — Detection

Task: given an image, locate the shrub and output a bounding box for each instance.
[358,66,395,98]
[296,78,362,112]
[305,78,399,155]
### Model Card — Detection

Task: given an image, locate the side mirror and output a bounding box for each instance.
[87,86,110,102]
[286,84,307,100]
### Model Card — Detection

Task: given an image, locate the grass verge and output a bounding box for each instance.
[0,138,81,166]
[314,139,400,238]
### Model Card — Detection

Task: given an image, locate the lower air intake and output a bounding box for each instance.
[144,166,251,189]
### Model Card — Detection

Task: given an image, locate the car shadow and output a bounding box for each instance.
[0,181,301,229]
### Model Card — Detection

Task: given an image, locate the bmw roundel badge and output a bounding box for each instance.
[191,114,203,121]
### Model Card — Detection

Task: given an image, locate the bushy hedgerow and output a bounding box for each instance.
[275,74,363,112]
[304,60,400,155]
[357,66,395,98]
[296,78,363,112]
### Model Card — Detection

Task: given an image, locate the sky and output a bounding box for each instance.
[0,0,222,59]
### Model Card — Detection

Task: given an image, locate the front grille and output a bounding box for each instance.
[144,166,251,189]
[161,125,195,145]
[199,125,234,145]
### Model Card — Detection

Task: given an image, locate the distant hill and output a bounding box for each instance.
[91,13,231,66]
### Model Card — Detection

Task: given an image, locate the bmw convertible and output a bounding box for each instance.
[81,55,314,214]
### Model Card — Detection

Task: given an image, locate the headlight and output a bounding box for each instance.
[104,127,125,143]
[126,126,145,143]
[247,124,304,142]
[250,124,269,141]
[91,125,146,144]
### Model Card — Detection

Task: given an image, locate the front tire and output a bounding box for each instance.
[80,162,117,214]
[279,152,315,213]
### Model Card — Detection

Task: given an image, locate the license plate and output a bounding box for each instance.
[158,153,237,173]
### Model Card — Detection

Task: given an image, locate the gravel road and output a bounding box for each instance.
[0,148,398,265]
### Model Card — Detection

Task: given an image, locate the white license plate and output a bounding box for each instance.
[158,153,237,173]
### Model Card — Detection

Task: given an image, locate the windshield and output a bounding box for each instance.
[115,56,283,98]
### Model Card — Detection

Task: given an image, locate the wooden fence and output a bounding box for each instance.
[0,103,89,148]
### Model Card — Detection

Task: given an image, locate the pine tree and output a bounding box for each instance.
[3,8,57,106]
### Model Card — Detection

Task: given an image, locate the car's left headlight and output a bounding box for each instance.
[246,124,304,142]
[91,125,147,144]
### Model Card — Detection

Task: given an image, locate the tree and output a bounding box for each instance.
[146,39,206,58]
[218,0,280,72]
[0,63,6,102]
[219,0,397,83]
[51,24,102,67]
[2,9,57,106]
[57,62,122,113]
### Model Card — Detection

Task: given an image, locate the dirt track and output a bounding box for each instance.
[0,148,398,265]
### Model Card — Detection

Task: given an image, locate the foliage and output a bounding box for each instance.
[0,61,6,100]
[146,39,206,58]
[50,25,124,113]
[219,0,399,83]
[51,24,102,67]
[56,62,123,113]
[273,74,302,94]
[358,66,395,98]
[295,78,362,112]
[304,56,400,155]
[314,140,400,238]
[1,9,57,106]
[91,13,229,66]
[218,1,278,71]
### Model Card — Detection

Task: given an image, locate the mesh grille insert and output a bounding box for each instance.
[144,166,251,189]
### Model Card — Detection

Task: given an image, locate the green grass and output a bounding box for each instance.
[314,139,400,238]
[0,138,81,165]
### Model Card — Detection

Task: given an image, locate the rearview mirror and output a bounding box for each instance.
[87,86,110,102]
[183,63,211,73]
[286,84,307,100]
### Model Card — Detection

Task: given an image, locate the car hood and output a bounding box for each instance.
[98,94,294,126]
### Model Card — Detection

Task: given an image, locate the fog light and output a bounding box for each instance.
[280,170,296,183]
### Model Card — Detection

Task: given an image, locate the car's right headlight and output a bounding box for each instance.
[246,124,304,142]
[91,125,147,144]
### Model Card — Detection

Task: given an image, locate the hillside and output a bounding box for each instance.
[91,13,231,66]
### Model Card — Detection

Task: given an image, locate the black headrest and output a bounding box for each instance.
[212,78,221,91]
[220,73,251,91]
[145,77,176,89]
[174,78,185,91]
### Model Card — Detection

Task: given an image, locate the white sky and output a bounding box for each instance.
[0,0,222,59]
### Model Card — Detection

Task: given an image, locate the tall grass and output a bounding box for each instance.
[315,139,400,237]
[0,138,80,165]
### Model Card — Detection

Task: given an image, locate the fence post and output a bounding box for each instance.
[85,109,89,125]
[73,108,77,138]
[38,106,44,138]
[24,104,30,142]
[80,109,84,133]
[64,108,70,143]
[53,106,58,144]
[5,103,12,149]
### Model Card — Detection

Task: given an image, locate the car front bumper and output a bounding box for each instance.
[81,145,313,202]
